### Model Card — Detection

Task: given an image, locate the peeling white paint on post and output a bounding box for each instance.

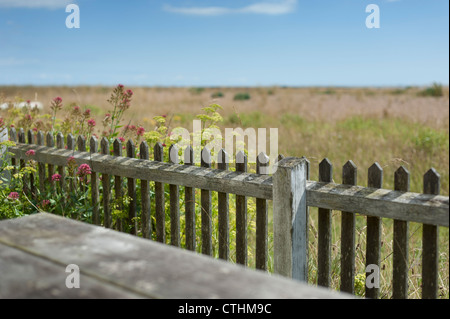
[273,157,308,282]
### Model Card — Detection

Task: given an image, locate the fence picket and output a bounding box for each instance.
[9,128,17,176]
[66,134,76,192]
[90,136,100,225]
[56,133,66,192]
[256,152,269,271]
[27,130,36,198]
[36,131,45,194]
[18,129,27,194]
[169,144,180,247]
[46,132,55,191]
[393,166,410,299]
[154,142,165,243]
[366,162,383,299]
[340,160,357,294]
[184,146,196,251]
[218,149,230,261]
[101,137,111,228]
[318,158,333,287]
[235,151,248,266]
[422,168,440,299]
[113,139,123,231]
[139,141,151,239]
[201,147,212,256]
[126,139,137,235]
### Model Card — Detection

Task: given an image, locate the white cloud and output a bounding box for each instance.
[0,0,73,9]
[163,0,297,16]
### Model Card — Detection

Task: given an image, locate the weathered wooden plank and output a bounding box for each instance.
[235,151,247,266]
[422,168,440,299]
[318,158,333,288]
[126,140,137,235]
[273,157,309,282]
[217,148,229,261]
[169,144,180,247]
[201,147,212,257]
[392,166,410,299]
[90,136,100,225]
[101,138,111,228]
[0,213,353,299]
[256,152,269,271]
[184,146,196,251]
[0,242,143,299]
[139,141,151,239]
[154,142,165,243]
[305,182,448,227]
[8,144,449,226]
[340,160,357,294]
[366,162,383,299]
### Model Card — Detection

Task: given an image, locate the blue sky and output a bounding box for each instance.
[0,0,448,87]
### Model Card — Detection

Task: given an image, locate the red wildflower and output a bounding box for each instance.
[7,192,19,200]
[77,164,92,177]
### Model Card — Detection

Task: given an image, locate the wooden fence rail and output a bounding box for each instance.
[5,127,450,299]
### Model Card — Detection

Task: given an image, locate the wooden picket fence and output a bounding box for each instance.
[5,127,449,299]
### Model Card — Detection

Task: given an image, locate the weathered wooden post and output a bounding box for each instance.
[273,157,308,282]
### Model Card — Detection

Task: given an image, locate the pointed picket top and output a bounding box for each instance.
[169,144,179,164]
[18,128,25,143]
[139,141,149,160]
[100,137,109,155]
[184,145,194,165]
[235,150,247,172]
[154,142,164,162]
[46,131,54,147]
[201,147,211,168]
[368,162,383,188]
[423,168,440,195]
[56,132,65,149]
[126,139,136,158]
[319,158,333,183]
[90,136,98,154]
[36,131,44,146]
[27,129,34,144]
[77,135,86,152]
[394,166,410,192]
[113,138,122,156]
[9,127,17,142]
[301,156,310,179]
[257,152,270,175]
[66,133,75,150]
[218,149,229,170]
[343,160,357,185]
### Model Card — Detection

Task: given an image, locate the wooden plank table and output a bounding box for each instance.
[0,213,352,299]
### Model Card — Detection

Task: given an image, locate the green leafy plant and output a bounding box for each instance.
[233,92,251,101]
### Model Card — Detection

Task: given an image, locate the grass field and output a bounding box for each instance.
[1,85,448,298]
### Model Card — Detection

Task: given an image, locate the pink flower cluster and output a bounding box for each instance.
[25,150,35,157]
[77,164,92,177]
[8,192,19,200]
